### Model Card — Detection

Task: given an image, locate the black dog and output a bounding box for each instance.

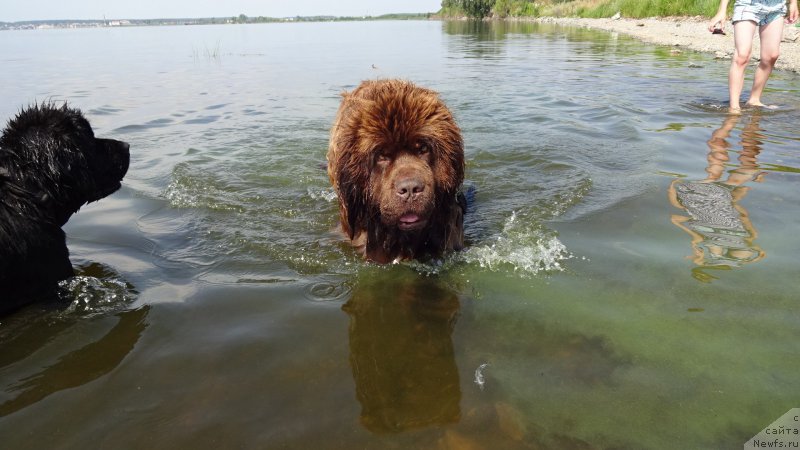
[0,103,130,315]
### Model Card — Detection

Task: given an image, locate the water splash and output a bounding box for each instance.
[462,211,571,276]
[474,363,490,391]
[57,276,137,316]
[306,186,338,202]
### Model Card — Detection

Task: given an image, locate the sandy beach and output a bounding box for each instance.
[535,16,800,73]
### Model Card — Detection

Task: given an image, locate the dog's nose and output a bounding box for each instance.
[396,177,425,201]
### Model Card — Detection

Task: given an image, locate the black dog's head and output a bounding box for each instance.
[0,103,130,226]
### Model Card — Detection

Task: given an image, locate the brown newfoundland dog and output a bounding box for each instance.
[327,79,466,263]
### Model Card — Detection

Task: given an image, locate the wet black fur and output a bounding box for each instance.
[0,103,129,315]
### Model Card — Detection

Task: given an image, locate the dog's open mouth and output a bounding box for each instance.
[397,213,428,231]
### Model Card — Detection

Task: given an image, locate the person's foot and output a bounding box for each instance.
[745,100,778,109]
[728,105,742,114]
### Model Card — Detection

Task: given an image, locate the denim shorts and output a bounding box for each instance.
[733,0,788,26]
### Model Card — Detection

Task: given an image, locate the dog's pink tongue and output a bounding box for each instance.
[399,214,420,224]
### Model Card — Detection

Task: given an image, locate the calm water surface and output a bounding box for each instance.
[1,20,799,449]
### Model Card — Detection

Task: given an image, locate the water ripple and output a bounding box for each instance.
[303,277,353,303]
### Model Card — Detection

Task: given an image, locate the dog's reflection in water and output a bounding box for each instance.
[0,304,148,417]
[342,271,461,433]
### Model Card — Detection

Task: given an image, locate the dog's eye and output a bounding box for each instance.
[415,143,429,155]
[376,153,391,165]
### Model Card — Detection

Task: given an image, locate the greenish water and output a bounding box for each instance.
[1,20,799,449]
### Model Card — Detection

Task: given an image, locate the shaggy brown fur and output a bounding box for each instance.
[327,79,465,263]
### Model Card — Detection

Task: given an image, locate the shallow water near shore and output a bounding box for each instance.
[1,20,799,449]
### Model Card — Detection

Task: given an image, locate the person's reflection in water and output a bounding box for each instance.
[342,271,461,433]
[669,112,767,282]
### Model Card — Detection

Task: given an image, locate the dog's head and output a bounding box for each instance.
[329,80,464,238]
[0,103,130,225]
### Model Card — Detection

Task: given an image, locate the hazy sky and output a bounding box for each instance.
[1,0,443,22]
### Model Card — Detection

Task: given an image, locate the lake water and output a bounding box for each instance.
[1,19,799,449]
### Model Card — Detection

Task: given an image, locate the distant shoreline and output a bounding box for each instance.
[0,13,432,30]
[6,14,800,74]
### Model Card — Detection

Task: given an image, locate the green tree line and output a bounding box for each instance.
[440,0,721,19]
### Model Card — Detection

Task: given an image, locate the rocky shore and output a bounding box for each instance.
[536,16,800,73]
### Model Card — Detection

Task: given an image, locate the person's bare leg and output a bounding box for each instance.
[729,20,757,112]
[747,17,784,107]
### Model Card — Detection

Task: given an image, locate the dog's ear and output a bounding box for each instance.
[336,167,367,240]
[328,95,376,240]
[426,105,464,197]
